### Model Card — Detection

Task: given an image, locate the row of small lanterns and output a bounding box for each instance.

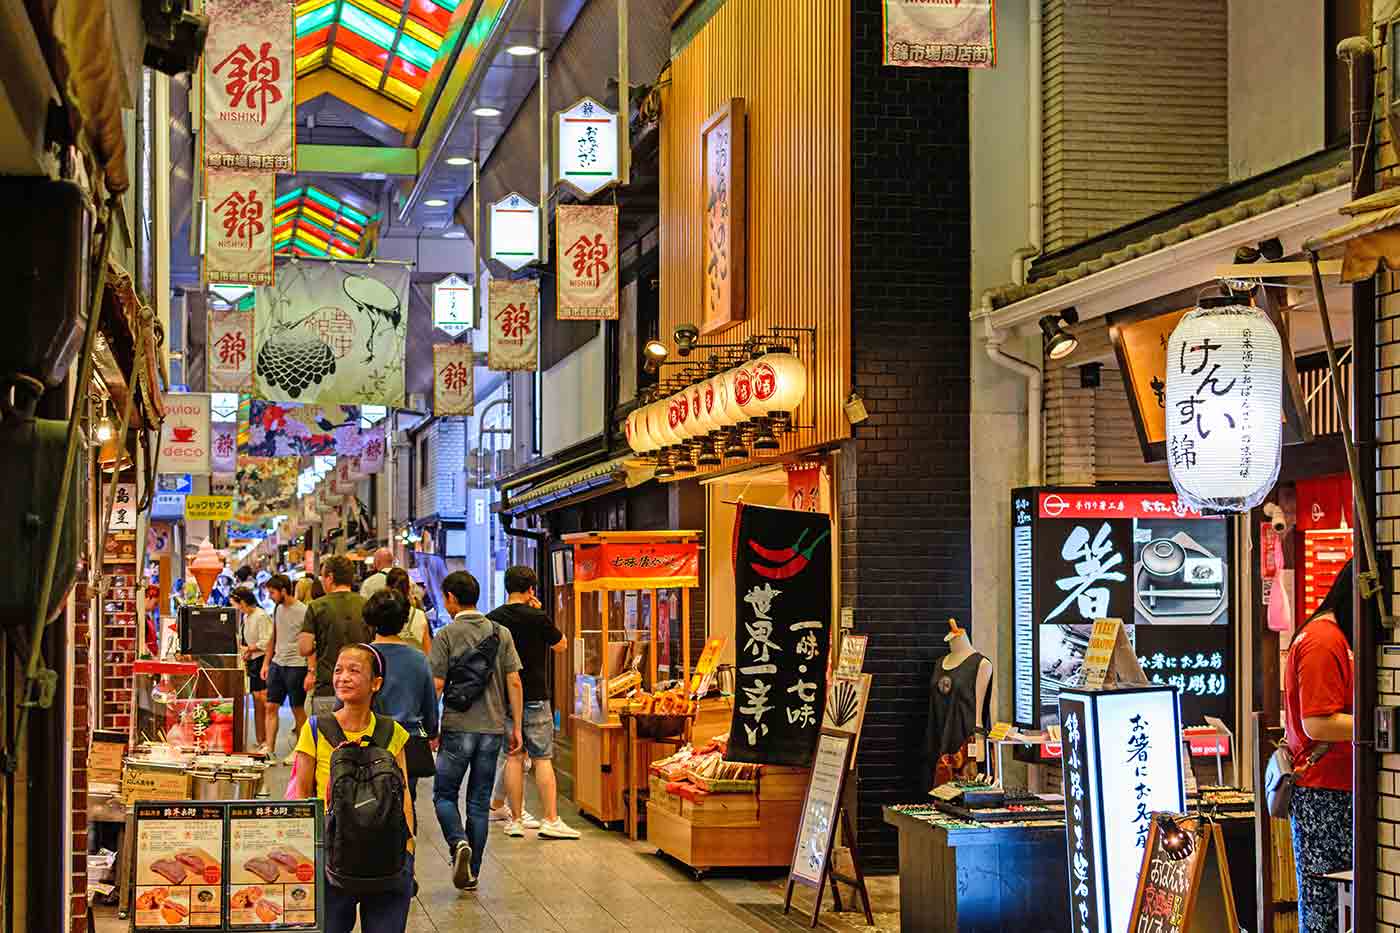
[625,347,807,478]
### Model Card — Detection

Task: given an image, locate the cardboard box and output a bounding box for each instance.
[121,762,190,804]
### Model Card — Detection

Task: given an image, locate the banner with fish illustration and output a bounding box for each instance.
[253,260,408,406]
[235,456,300,521]
[242,400,364,457]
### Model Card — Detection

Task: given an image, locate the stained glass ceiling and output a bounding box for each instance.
[274,186,380,258]
[295,0,461,109]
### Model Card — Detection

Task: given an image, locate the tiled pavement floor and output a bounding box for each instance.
[94,707,900,932]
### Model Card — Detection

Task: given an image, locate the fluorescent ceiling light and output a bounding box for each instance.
[424,198,449,207]
[443,230,467,239]
[445,156,472,166]
[506,44,539,57]
[472,106,502,117]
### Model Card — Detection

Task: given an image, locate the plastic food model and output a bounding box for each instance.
[230,886,263,909]
[254,899,283,923]
[243,856,281,883]
[135,887,170,910]
[160,900,188,925]
[149,858,188,885]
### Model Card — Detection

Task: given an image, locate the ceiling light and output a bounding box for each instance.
[95,416,114,443]
[1039,309,1079,362]
[445,156,472,167]
[506,44,539,57]
[643,340,668,374]
[472,106,502,117]
[673,323,699,357]
[424,198,448,208]
[443,229,467,239]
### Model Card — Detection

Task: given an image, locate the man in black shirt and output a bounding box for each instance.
[486,566,578,839]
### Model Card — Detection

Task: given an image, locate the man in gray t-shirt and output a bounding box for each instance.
[429,571,522,890]
[261,574,309,763]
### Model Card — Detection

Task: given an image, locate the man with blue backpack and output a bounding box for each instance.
[429,571,523,891]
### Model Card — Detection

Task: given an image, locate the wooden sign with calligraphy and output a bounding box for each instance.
[700,99,746,335]
[1128,814,1240,933]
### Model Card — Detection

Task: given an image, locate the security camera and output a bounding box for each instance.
[1263,502,1289,534]
[673,323,700,357]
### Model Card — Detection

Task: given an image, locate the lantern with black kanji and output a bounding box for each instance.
[1165,298,1283,511]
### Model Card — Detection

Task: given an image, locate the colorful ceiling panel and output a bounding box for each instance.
[273,186,379,258]
[294,0,460,109]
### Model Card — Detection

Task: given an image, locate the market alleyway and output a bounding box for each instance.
[93,710,898,933]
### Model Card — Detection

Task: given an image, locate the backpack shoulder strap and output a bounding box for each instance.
[317,714,348,748]
[369,715,397,750]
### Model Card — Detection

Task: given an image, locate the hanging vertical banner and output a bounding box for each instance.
[160,393,212,474]
[727,504,833,767]
[433,274,474,336]
[358,426,386,474]
[211,421,239,474]
[109,483,138,531]
[204,170,275,285]
[488,279,540,371]
[433,344,475,416]
[555,97,620,196]
[490,193,540,271]
[202,0,296,170]
[253,260,409,406]
[207,310,256,390]
[557,204,619,320]
[881,0,997,68]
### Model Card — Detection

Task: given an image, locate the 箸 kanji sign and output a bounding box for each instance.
[556,97,619,196]
[202,0,295,171]
[490,193,540,271]
[557,204,618,320]
[488,279,539,371]
[881,0,997,69]
[207,310,255,391]
[433,344,475,416]
[205,170,275,286]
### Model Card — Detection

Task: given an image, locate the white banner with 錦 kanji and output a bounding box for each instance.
[207,309,255,390]
[881,0,996,68]
[557,204,618,320]
[433,344,475,416]
[488,279,539,371]
[205,170,275,285]
[203,0,296,171]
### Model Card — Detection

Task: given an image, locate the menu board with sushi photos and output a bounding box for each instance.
[227,802,320,929]
[131,804,226,929]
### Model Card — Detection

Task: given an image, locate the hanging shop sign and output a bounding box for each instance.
[253,260,408,406]
[785,463,823,512]
[109,483,138,531]
[700,99,747,335]
[555,97,619,196]
[235,456,299,520]
[202,0,296,171]
[205,170,275,286]
[1165,302,1284,512]
[358,426,385,474]
[1107,308,1188,459]
[243,401,362,458]
[880,0,996,68]
[1058,686,1186,933]
[1010,487,1233,733]
[151,493,187,521]
[160,393,212,474]
[207,309,256,390]
[487,279,539,371]
[433,343,475,416]
[727,504,833,766]
[489,193,540,271]
[557,204,619,320]
[572,541,701,592]
[432,273,474,336]
[211,421,238,474]
[186,496,235,521]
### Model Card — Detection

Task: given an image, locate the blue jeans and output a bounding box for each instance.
[324,853,414,933]
[433,731,503,876]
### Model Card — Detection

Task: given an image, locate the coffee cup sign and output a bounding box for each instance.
[160,393,212,474]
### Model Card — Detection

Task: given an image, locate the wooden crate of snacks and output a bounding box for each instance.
[679,792,759,827]
[649,775,683,815]
[758,765,810,801]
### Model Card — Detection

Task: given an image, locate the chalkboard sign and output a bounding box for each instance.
[1128,813,1240,933]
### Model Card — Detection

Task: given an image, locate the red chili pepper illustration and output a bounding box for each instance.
[750,527,829,579]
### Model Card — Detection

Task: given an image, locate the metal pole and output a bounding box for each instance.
[474,118,481,328]
[539,48,550,264]
[618,0,630,184]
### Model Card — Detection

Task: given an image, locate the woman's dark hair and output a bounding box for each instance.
[1295,559,1353,647]
[230,586,258,608]
[386,567,412,601]
[363,589,409,638]
[234,566,255,583]
[337,643,384,690]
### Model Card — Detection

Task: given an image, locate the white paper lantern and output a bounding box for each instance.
[752,349,807,423]
[709,371,736,428]
[667,394,693,442]
[654,397,683,448]
[689,380,716,436]
[731,361,772,421]
[641,402,663,452]
[1165,301,1283,512]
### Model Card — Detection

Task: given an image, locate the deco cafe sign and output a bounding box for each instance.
[624,350,807,455]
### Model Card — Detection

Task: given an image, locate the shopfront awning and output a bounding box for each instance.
[500,454,649,516]
[1302,188,1400,283]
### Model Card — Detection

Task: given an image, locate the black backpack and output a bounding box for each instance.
[315,715,410,893]
[442,622,501,713]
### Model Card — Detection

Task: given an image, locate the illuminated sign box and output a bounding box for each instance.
[1011,486,1234,736]
[1060,685,1185,933]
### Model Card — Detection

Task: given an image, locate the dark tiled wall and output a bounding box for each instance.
[844,0,973,872]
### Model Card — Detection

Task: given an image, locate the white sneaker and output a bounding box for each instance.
[519,810,541,830]
[488,805,511,822]
[503,819,525,838]
[538,818,581,839]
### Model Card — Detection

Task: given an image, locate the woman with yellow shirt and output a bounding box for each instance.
[287,643,415,933]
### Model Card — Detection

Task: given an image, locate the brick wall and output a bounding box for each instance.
[101,542,138,732]
[71,590,91,933]
[845,0,972,871]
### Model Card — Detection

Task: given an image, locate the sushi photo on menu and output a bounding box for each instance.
[132,804,224,928]
[227,802,318,928]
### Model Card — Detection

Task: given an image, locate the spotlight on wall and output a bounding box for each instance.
[643,340,669,374]
[1039,308,1080,361]
[673,323,700,357]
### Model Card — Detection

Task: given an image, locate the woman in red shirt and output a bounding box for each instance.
[1283,562,1354,933]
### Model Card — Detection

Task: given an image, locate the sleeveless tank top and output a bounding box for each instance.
[926,651,992,761]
